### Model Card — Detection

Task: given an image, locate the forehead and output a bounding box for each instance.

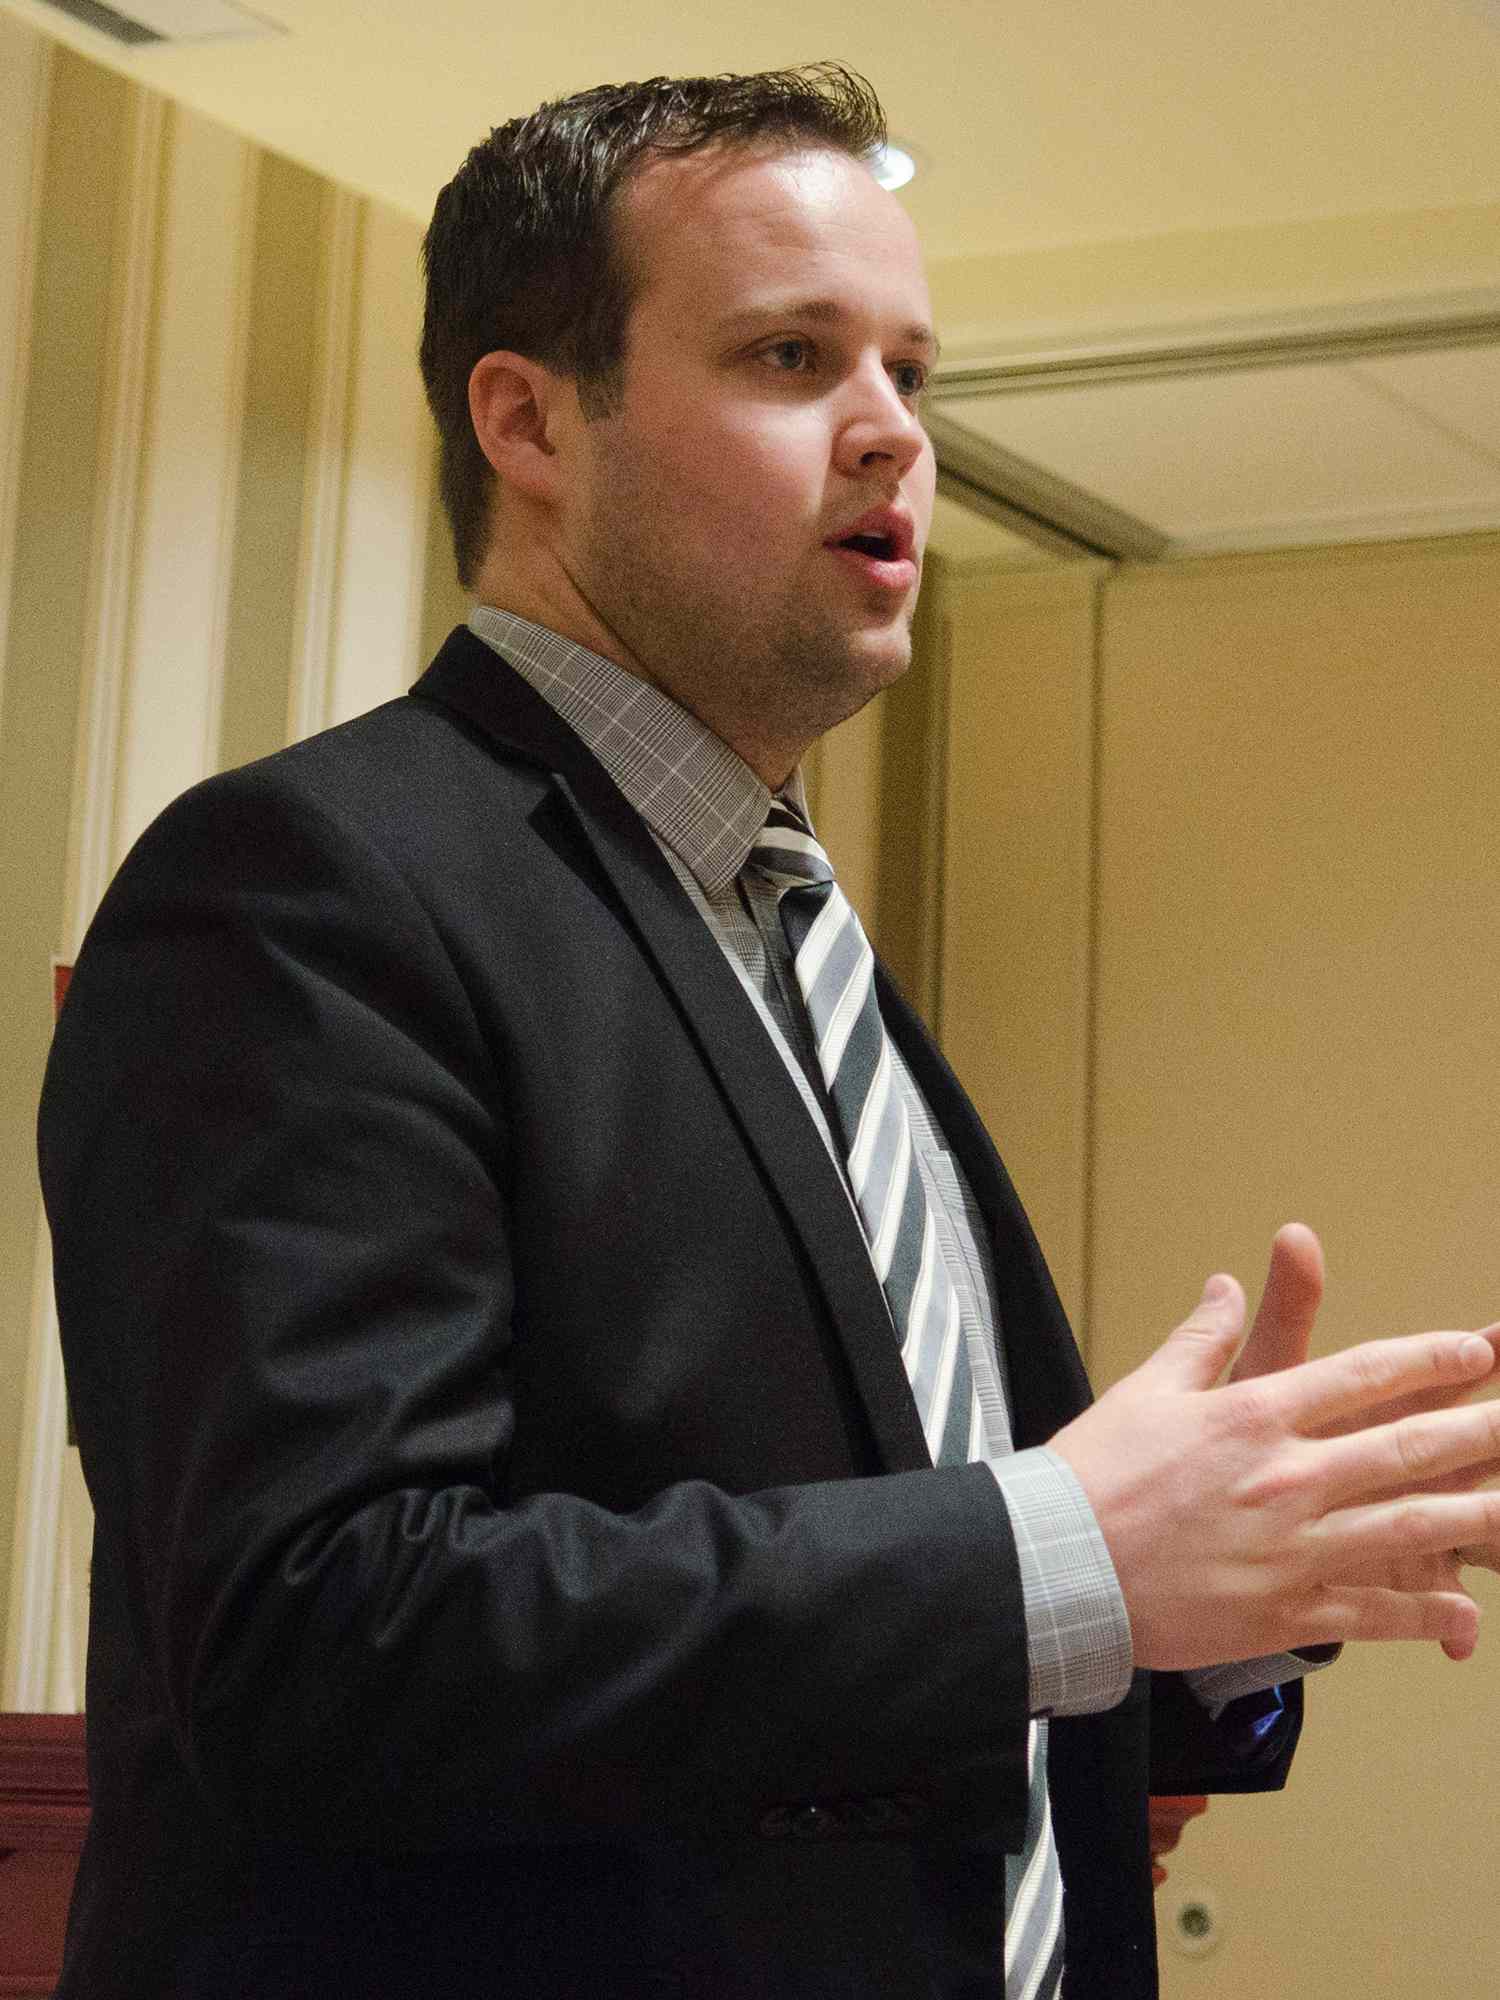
[618,144,932,342]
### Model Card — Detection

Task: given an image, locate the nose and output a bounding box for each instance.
[833,359,929,484]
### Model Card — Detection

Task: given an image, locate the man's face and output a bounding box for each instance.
[552,143,938,782]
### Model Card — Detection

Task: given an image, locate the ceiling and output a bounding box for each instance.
[7,0,1500,559]
[8,0,1500,259]
[931,322,1500,558]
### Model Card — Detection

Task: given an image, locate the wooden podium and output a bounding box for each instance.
[0,1714,87,1998]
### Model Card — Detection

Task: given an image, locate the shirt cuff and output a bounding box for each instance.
[988,1445,1134,1718]
[1186,1645,1339,1719]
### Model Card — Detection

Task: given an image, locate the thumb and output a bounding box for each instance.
[1146,1272,1247,1390]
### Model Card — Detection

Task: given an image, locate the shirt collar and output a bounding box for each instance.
[468,606,805,895]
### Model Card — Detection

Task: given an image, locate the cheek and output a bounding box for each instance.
[609,404,832,578]
[680,411,829,526]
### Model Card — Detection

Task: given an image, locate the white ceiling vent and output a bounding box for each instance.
[40,0,281,43]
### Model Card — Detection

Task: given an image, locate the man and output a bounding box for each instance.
[39,63,1500,2000]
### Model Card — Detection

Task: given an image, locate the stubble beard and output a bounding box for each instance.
[578,463,914,770]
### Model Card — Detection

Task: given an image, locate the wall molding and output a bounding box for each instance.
[926,410,1167,564]
[931,289,1500,393]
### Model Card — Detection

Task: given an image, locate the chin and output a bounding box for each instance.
[816,644,912,736]
[767,617,914,736]
[850,627,915,690]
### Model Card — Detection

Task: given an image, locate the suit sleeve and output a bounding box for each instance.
[40,768,1032,1854]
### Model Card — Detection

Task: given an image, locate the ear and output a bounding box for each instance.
[468,350,574,504]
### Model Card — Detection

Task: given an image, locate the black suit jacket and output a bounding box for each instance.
[38,628,1299,1998]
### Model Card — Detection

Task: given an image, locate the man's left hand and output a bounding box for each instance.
[1232,1222,1499,1651]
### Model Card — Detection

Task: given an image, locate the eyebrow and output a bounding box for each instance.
[716,298,942,361]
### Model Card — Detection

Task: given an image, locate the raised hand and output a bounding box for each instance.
[1048,1241,1500,1671]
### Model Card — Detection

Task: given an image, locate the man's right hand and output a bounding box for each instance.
[1048,1236,1500,1671]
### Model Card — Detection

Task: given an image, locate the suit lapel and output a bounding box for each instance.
[412,629,932,1474]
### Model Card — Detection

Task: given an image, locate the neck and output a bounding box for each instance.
[473,573,807,791]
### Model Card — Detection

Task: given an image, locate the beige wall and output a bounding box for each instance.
[936,552,1105,1333]
[934,531,1500,1995]
[1099,536,1500,1998]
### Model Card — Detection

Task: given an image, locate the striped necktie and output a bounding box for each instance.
[750,801,974,1463]
[750,800,1064,2000]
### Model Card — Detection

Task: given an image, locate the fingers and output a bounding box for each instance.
[1313,1396,1500,1508]
[1230,1223,1324,1385]
[1373,1459,1500,1502]
[1146,1272,1247,1390]
[1269,1328,1497,1434]
[1313,1323,1500,1439]
[1311,1487,1500,1568]
[1328,1550,1475,1658]
[1303,1585,1479,1657]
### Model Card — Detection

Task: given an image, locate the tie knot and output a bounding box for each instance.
[749,802,835,894]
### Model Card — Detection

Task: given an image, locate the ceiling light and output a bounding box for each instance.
[871,143,919,192]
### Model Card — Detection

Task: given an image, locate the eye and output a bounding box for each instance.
[890,359,929,400]
[760,337,814,373]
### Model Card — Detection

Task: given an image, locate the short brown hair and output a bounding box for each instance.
[419,63,887,587]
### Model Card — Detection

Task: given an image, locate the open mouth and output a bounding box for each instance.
[837,532,900,561]
[826,508,916,569]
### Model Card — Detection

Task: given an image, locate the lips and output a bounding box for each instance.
[825,506,916,565]
[824,505,919,599]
